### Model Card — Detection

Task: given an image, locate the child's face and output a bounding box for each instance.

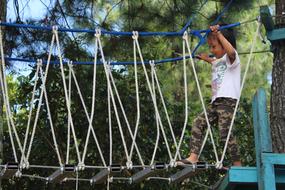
[207,37,226,59]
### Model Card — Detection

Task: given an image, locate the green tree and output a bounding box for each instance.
[0,0,276,189]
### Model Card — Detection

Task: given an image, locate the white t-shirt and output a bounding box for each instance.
[211,51,240,102]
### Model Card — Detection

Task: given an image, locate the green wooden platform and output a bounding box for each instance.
[215,166,285,190]
[215,88,285,190]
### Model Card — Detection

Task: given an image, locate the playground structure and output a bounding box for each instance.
[0,1,284,190]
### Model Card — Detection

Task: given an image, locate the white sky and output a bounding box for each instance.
[7,0,48,21]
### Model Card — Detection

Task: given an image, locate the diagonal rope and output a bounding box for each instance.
[0,27,18,162]
[108,63,112,166]
[24,33,55,164]
[39,62,62,166]
[95,30,130,162]
[68,62,106,167]
[218,19,262,167]
[180,0,209,33]
[132,32,174,164]
[149,61,182,160]
[53,27,81,164]
[80,36,107,167]
[0,27,25,162]
[191,0,234,56]
[175,32,219,163]
[107,62,145,167]
[173,34,190,161]
[20,60,41,167]
[66,62,72,164]
[150,61,160,165]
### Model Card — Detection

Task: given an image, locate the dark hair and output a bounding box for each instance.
[208,24,237,49]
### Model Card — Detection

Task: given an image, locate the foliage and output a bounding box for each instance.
[1,0,274,189]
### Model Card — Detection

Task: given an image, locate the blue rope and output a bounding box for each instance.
[5,55,193,66]
[191,0,234,56]
[180,0,209,33]
[4,22,240,66]
[0,22,184,36]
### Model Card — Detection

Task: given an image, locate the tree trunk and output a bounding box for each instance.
[0,0,6,189]
[270,0,285,153]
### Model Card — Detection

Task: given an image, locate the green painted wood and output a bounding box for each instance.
[229,167,257,183]
[252,88,273,190]
[267,28,285,41]
[263,153,285,165]
[260,5,274,31]
[215,167,285,190]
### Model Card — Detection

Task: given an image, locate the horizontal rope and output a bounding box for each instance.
[5,55,193,65]
[0,21,240,37]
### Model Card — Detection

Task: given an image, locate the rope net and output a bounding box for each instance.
[0,3,261,187]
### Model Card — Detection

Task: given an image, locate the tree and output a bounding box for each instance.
[270,0,285,153]
[0,0,274,189]
[0,0,7,189]
[0,0,7,177]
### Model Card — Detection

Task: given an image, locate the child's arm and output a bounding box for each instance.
[196,53,214,64]
[210,25,236,64]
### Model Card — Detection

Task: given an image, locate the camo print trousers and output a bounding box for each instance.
[189,97,240,161]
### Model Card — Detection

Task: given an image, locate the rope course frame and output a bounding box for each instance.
[0,1,264,188]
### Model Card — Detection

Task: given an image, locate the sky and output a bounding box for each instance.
[7,0,48,21]
[6,0,50,76]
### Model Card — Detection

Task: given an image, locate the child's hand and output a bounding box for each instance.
[196,53,210,60]
[196,53,214,64]
[210,25,221,35]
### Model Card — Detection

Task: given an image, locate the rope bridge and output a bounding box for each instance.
[0,1,262,188]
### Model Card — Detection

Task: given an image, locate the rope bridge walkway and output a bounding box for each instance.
[0,0,262,189]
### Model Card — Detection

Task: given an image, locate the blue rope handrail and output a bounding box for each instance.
[0,21,239,38]
[191,0,234,56]
[5,55,194,66]
[180,0,209,33]
[2,22,241,66]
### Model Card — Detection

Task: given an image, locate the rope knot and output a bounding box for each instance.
[149,60,155,68]
[182,31,188,40]
[37,59,43,67]
[132,31,139,40]
[52,25,58,33]
[68,61,73,68]
[95,28,101,38]
[215,161,223,169]
[126,160,133,170]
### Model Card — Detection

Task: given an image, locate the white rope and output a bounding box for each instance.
[132,32,173,163]
[25,33,55,164]
[53,26,81,164]
[66,62,72,164]
[107,63,144,167]
[20,60,41,167]
[68,62,106,167]
[39,64,63,166]
[218,19,262,165]
[0,28,18,162]
[108,64,112,166]
[0,27,24,162]
[173,33,190,161]
[149,60,160,165]
[149,60,182,160]
[129,34,143,164]
[81,35,100,166]
[95,29,130,162]
[76,169,79,190]
[183,31,219,162]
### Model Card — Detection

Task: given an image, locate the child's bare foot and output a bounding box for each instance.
[233,161,242,166]
[176,153,198,166]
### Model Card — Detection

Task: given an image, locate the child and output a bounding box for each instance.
[178,25,242,166]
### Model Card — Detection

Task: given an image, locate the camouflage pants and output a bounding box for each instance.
[189,97,240,161]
